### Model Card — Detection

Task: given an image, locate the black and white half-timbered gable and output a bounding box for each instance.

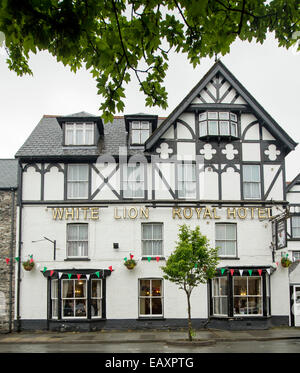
[14,61,298,331]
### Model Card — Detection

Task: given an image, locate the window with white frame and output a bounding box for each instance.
[62,279,87,318]
[212,277,228,316]
[292,251,300,261]
[139,279,163,317]
[67,164,89,199]
[291,216,300,238]
[51,279,58,319]
[122,163,144,198]
[199,111,238,138]
[215,224,237,257]
[67,224,88,258]
[142,223,163,256]
[91,280,102,318]
[65,122,94,145]
[177,163,196,198]
[130,121,151,145]
[233,276,262,316]
[243,165,261,199]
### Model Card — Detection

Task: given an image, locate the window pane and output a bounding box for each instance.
[91,299,101,317]
[66,129,74,145]
[140,280,150,296]
[153,224,162,239]
[248,277,261,296]
[219,112,229,120]
[131,121,140,129]
[75,280,86,298]
[220,121,229,135]
[199,112,207,121]
[142,240,152,255]
[142,224,152,240]
[234,297,247,315]
[141,121,150,129]
[234,277,247,295]
[141,130,149,143]
[213,297,220,314]
[63,299,74,317]
[221,297,228,315]
[216,224,225,240]
[248,297,262,314]
[132,130,140,144]
[62,280,74,298]
[216,240,226,256]
[152,298,162,315]
[225,241,236,256]
[152,280,162,296]
[76,129,84,145]
[231,122,237,136]
[75,300,86,317]
[208,112,218,119]
[219,278,228,296]
[226,225,236,240]
[140,298,150,315]
[92,280,101,298]
[208,121,218,135]
[78,225,88,240]
[200,121,207,136]
[230,113,237,122]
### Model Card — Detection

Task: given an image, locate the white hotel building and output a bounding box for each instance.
[14,61,298,331]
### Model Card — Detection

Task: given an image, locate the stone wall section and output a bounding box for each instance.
[0,190,16,332]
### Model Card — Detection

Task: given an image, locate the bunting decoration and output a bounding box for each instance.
[124,257,127,262]
[248,269,253,276]
[43,266,47,273]
[239,269,243,276]
[67,273,72,279]
[266,269,270,275]
[50,270,54,277]
[95,271,100,278]
[108,266,113,272]
[77,274,81,280]
[4,257,20,264]
[258,269,262,276]
[221,268,226,275]
[230,269,234,276]
[130,254,134,259]
[5,258,9,264]
[14,257,19,262]
[156,257,160,262]
[147,257,151,262]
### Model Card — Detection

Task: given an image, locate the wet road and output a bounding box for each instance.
[2,339,300,353]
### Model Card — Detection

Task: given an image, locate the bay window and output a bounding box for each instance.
[199,111,238,138]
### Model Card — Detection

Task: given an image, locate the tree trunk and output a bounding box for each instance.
[186,291,192,341]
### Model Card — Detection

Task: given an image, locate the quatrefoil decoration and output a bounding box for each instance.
[221,144,238,160]
[199,144,216,160]
[264,144,280,161]
[156,142,173,159]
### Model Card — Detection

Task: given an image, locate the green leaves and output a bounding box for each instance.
[0,0,299,120]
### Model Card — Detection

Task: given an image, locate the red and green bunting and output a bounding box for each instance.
[41,267,114,278]
[218,268,267,276]
[124,254,161,263]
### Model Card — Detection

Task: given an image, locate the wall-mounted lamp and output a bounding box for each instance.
[32,236,57,260]
[113,243,119,249]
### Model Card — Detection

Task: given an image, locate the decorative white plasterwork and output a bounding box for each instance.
[264,144,280,161]
[199,143,216,160]
[156,142,173,159]
[221,144,238,160]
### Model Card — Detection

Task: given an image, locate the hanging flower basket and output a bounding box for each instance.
[124,259,137,270]
[281,257,292,268]
[22,260,35,271]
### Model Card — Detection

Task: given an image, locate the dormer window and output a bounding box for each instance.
[65,122,95,145]
[130,121,151,145]
[199,112,238,138]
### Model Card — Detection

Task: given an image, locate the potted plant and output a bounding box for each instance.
[124,258,137,270]
[23,259,35,271]
[281,257,292,268]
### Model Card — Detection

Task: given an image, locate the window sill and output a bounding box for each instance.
[137,317,166,321]
[219,257,240,260]
[64,258,91,261]
[141,257,165,261]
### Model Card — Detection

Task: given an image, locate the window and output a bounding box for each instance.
[199,111,238,138]
[65,122,94,145]
[51,279,58,319]
[212,277,228,316]
[291,216,300,238]
[91,280,102,318]
[142,223,163,256]
[215,224,237,257]
[67,164,89,199]
[243,165,261,199]
[139,279,163,317]
[130,121,151,145]
[178,163,196,198]
[67,224,88,258]
[292,251,300,261]
[233,277,262,316]
[62,279,87,318]
[122,163,144,198]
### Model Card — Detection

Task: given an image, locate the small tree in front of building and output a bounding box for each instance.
[161,224,219,341]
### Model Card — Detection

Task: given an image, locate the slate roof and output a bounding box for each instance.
[0,159,18,189]
[15,113,166,159]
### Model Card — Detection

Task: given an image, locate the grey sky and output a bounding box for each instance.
[0,34,299,181]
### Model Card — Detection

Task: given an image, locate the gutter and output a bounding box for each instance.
[8,188,16,333]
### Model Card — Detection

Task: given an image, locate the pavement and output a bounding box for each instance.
[0,327,300,345]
